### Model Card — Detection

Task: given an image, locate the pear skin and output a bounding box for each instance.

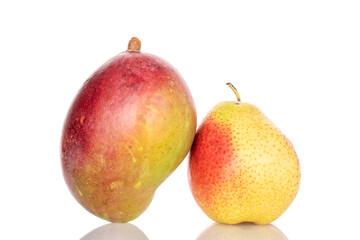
[188,83,300,224]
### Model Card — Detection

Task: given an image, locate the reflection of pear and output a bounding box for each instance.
[196,223,288,240]
[81,223,148,240]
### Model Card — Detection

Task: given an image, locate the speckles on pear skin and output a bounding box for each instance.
[189,101,300,225]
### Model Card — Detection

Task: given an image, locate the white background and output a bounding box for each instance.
[1,1,359,239]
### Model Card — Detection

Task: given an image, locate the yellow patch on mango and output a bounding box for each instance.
[125,146,137,163]
[134,180,142,189]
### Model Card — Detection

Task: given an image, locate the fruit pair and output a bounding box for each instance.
[61,37,300,224]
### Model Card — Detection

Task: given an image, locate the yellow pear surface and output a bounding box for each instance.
[189,83,300,224]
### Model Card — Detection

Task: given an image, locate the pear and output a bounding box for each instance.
[61,37,196,222]
[188,83,300,224]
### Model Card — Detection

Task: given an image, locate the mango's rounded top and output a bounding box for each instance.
[127,37,141,51]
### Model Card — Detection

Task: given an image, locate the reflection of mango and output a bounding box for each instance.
[189,83,300,224]
[81,223,148,240]
[61,37,196,222]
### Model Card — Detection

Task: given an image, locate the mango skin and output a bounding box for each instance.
[189,102,300,224]
[61,50,196,222]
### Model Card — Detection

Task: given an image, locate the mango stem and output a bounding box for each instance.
[128,37,141,51]
[226,82,241,102]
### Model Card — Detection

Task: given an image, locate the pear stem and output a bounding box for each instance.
[226,82,241,102]
[127,37,141,51]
